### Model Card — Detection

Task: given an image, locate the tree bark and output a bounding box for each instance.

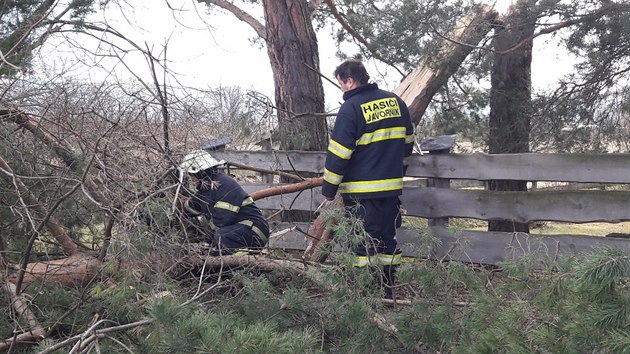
[488,1,537,233]
[303,194,343,262]
[263,0,328,151]
[251,177,322,200]
[6,253,101,288]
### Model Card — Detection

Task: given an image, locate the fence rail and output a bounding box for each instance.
[213,150,630,265]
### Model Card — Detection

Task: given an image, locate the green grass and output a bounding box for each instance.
[403,216,630,237]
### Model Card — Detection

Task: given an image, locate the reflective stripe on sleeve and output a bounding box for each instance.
[323,168,343,185]
[214,201,240,213]
[339,178,403,194]
[327,139,353,160]
[241,196,254,206]
[356,127,406,146]
[405,133,415,144]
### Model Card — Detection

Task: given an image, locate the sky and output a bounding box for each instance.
[38,0,573,109]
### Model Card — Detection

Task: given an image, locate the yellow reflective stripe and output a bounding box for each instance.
[353,255,374,267]
[403,156,411,166]
[215,201,240,213]
[241,196,254,206]
[328,139,353,160]
[184,200,202,216]
[356,127,406,146]
[233,248,250,256]
[238,220,268,243]
[339,178,403,194]
[377,253,402,266]
[405,133,415,144]
[323,168,343,185]
[238,219,253,227]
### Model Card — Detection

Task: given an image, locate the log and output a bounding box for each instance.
[393,5,498,125]
[250,177,322,200]
[201,254,308,273]
[6,253,102,288]
[303,195,343,262]
[0,282,45,351]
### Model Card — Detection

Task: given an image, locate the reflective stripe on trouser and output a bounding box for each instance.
[214,221,267,254]
[353,252,402,267]
[237,220,268,244]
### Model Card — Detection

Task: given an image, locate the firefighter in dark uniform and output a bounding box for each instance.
[322,59,414,299]
[180,150,269,255]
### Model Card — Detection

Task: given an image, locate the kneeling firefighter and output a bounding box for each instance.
[179,150,269,255]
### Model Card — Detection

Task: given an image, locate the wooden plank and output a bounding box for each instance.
[267,222,630,267]
[401,187,630,223]
[216,150,630,184]
[406,153,630,183]
[244,183,630,223]
[215,150,326,173]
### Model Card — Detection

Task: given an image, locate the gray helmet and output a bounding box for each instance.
[179,150,226,174]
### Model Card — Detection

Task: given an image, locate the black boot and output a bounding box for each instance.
[382,264,397,300]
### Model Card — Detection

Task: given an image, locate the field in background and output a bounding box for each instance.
[404,216,630,237]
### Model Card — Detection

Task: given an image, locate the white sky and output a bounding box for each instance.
[37,0,573,108]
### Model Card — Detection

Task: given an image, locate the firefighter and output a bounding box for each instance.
[179,150,269,255]
[322,59,414,299]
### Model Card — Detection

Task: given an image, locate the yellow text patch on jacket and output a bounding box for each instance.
[360,98,401,124]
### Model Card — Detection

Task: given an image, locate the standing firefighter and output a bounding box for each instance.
[322,59,414,299]
[180,150,269,255]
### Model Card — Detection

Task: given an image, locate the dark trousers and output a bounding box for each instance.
[344,197,401,257]
[214,223,266,254]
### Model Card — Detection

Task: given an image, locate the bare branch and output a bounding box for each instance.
[308,0,326,18]
[0,106,111,208]
[197,0,267,39]
[497,2,630,55]
[1,282,45,350]
[145,42,172,157]
[0,156,80,257]
[227,161,304,182]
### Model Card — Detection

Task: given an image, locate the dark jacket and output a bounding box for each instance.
[322,83,414,200]
[184,172,269,237]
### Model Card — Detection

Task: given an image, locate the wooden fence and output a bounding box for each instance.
[211,149,630,266]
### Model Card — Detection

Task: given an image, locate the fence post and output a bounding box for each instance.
[420,135,456,227]
[255,138,275,184]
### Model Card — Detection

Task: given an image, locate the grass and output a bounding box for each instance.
[403,216,630,237]
[530,221,630,236]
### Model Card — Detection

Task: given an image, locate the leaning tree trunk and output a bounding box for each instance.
[488,1,537,233]
[394,5,498,125]
[263,0,328,151]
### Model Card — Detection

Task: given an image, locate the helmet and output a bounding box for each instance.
[179,150,226,174]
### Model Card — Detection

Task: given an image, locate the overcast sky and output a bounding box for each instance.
[37,0,572,109]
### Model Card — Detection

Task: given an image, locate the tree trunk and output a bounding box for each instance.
[263,0,328,151]
[488,1,537,233]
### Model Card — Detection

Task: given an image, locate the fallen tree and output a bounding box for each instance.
[0,6,499,351]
